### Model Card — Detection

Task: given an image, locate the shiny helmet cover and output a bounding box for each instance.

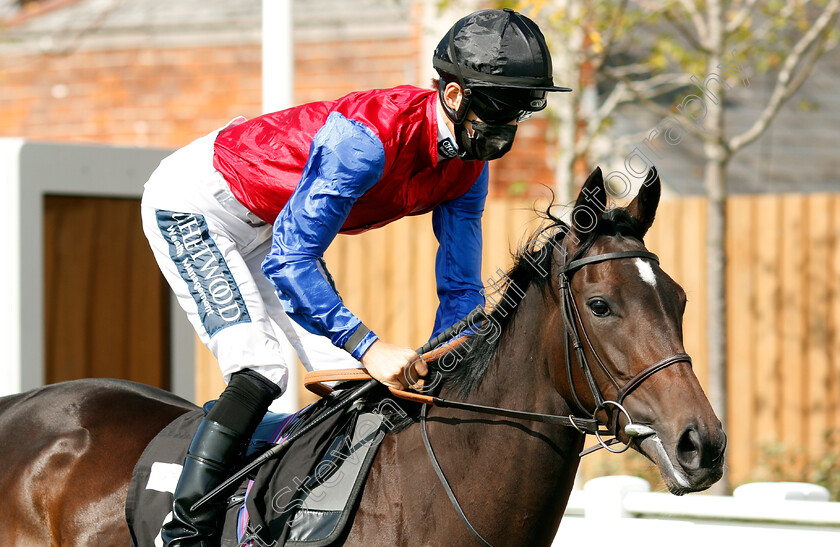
[433,8,571,124]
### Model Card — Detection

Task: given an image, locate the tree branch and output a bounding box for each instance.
[607,63,658,77]
[603,66,681,119]
[750,0,804,45]
[676,0,709,44]
[728,0,840,154]
[630,73,687,99]
[612,129,658,150]
[725,0,759,36]
[665,6,712,54]
[40,0,123,57]
[590,0,629,75]
[602,66,713,143]
[575,81,630,156]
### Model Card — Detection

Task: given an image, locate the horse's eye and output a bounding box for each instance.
[588,299,611,317]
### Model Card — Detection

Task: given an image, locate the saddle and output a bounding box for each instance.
[125,384,407,547]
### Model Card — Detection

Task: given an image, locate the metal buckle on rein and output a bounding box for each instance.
[580,400,655,456]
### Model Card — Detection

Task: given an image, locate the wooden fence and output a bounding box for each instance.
[723,194,840,486]
[196,193,840,487]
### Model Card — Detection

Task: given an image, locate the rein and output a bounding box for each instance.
[304,250,691,451]
[304,368,601,434]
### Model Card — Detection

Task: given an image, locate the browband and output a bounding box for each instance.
[561,250,659,274]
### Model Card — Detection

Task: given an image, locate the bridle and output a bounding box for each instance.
[558,250,692,454]
[417,249,693,453]
[420,248,693,547]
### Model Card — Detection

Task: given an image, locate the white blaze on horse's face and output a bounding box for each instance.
[635,258,657,287]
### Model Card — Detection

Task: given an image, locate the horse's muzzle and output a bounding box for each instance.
[637,424,726,495]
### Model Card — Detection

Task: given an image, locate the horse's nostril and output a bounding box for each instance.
[676,427,702,471]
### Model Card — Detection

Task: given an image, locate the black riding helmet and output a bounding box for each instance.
[433,8,571,125]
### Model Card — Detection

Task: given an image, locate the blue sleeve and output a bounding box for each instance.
[431,163,489,338]
[261,112,383,360]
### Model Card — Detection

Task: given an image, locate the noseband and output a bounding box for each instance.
[559,250,692,453]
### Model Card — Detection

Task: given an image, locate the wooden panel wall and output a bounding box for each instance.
[43,196,170,388]
[724,194,840,485]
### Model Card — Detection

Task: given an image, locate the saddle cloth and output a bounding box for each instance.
[125,391,391,547]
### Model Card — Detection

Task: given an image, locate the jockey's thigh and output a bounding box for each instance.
[244,239,363,373]
[140,125,288,390]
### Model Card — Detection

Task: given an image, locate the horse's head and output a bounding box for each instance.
[554,167,725,494]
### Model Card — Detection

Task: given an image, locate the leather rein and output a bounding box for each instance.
[303,249,693,547]
[304,249,691,452]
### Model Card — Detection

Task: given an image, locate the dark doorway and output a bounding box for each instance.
[43,196,170,388]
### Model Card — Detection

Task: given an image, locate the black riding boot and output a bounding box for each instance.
[161,370,281,547]
[160,419,244,546]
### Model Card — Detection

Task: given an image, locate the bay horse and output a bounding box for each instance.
[0,167,725,546]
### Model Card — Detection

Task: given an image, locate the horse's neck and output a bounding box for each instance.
[429,285,583,542]
[455,283,572,415]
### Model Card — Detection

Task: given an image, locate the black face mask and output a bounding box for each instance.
[456,121,517,161]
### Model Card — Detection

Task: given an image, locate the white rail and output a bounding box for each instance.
[554,476,840,546]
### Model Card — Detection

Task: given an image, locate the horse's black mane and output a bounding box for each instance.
[427,202,645,398]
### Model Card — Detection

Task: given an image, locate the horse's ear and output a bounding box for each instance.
[626,167,661,236]
[573,166,607,213]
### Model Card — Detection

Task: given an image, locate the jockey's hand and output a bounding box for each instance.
[360,340,428,390]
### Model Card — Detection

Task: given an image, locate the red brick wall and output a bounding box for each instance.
[493,118,556,197]
[0,26,554,196]
[295,38,419,104]
[0,45,263,148]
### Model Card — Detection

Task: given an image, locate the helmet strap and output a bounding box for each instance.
[442,25,474,125]
[437,78,472,125]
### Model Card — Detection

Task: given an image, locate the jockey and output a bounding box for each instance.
[140,8,570,546]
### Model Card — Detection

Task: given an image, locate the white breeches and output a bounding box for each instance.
[140,122,361,399]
